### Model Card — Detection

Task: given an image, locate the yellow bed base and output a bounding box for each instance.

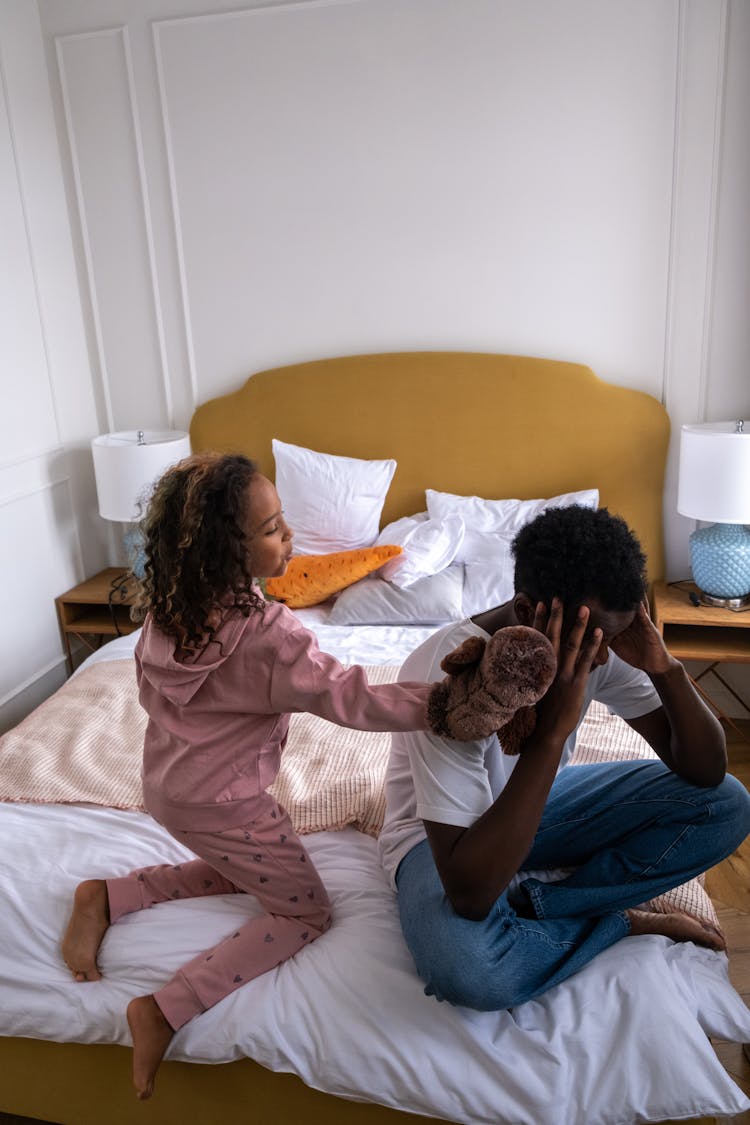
[1,353,677,1125]
[0,1037,717,1125]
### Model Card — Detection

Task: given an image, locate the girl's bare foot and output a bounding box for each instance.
[61,879,110,981]
[127,995,174,1100]
[625,908,726,952]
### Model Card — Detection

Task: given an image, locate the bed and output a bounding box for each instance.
[1,351,749,1125]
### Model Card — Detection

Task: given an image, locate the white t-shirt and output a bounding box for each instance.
[377,618,662,891]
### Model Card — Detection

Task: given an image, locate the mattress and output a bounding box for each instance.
[1,613,749,1124]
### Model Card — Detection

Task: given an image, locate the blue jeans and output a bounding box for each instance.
[395,762,750,1011]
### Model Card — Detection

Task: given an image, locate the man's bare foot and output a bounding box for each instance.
[61,879,110,981]
[127,995,174,1100]
[625,908,726,952]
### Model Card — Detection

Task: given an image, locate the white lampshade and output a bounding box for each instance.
[91,430,192,522]
[677,420,750,606]
[677,421,750,524]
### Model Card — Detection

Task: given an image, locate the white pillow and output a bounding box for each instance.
[328,566,464,626]
[273,439,397,555]
[426,488,599,562]
[375,512,465,588]
[425,488,599,616]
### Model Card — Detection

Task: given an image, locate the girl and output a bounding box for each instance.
[61,453,474,1100]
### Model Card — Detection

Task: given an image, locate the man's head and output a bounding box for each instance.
[511,505,648,664]
[512,505,647,609]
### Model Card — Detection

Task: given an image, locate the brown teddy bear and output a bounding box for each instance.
[428,626,556,751]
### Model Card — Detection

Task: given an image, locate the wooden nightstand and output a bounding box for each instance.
[651,580,750,740]
[55,567,139,675]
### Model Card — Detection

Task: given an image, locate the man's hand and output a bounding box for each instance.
[609,600,674,675]
[531,598,603,742]
[425,598,603,918]
[612,599,726,787]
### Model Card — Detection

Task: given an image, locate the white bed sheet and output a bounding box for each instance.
[2,616,750,1124]
[80,608,441,672]
[1,801,749,1124]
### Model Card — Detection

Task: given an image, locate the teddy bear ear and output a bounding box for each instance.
[497,705,538,755]
[440,635,487,675]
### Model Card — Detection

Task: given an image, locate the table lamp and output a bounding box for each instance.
[91,429,191,577]
[677,420,750,610]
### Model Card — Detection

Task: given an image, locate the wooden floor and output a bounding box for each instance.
[1,724,748,1125]
[705,720,750,1123]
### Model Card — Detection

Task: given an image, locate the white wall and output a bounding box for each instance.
[2,0,749,727]
[0,0,102,730]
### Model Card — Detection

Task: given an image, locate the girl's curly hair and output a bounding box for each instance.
[512,505,647,611]
[132,452,265,650]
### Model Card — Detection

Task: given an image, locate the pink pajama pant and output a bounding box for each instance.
[106,796,332,1030]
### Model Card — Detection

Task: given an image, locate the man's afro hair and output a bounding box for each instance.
[511,505,647,611]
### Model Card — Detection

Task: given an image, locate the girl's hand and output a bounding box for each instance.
[609,600,673,675]
[532,598,602,742]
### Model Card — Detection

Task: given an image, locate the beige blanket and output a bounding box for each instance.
[0,660,396,835]
[0,659,717,926]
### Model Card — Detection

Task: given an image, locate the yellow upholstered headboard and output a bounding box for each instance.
[190,352,670,582]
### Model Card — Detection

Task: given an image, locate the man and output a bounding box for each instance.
[378,505,750,1010]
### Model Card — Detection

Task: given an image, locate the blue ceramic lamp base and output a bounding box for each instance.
[689,522,750,610]
[123,526,147,580]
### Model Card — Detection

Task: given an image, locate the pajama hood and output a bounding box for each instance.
[133,602,431,833]
[136,612,251,706]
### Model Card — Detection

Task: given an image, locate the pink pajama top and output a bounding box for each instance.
[135,600,432,832]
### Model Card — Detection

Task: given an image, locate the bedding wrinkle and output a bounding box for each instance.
[3,804,749,1124]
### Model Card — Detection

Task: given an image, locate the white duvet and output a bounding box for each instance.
[1,618,749,1124]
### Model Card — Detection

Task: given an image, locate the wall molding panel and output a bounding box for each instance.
[705,0,750,422]
[0,42,60,462]
[55,26,171,432]
[152,20,199,412]
[150,0,679,409]
[152,0,364,413]
[123,26,174,425]
[0,457,68,510]
[0,1,101,728]
[660,0,730,577]
[695,0,729,425]
[55,28,121,433]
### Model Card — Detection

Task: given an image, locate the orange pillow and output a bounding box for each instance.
[265,545,402,609]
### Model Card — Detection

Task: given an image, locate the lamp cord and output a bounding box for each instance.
[108,570,133,636]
